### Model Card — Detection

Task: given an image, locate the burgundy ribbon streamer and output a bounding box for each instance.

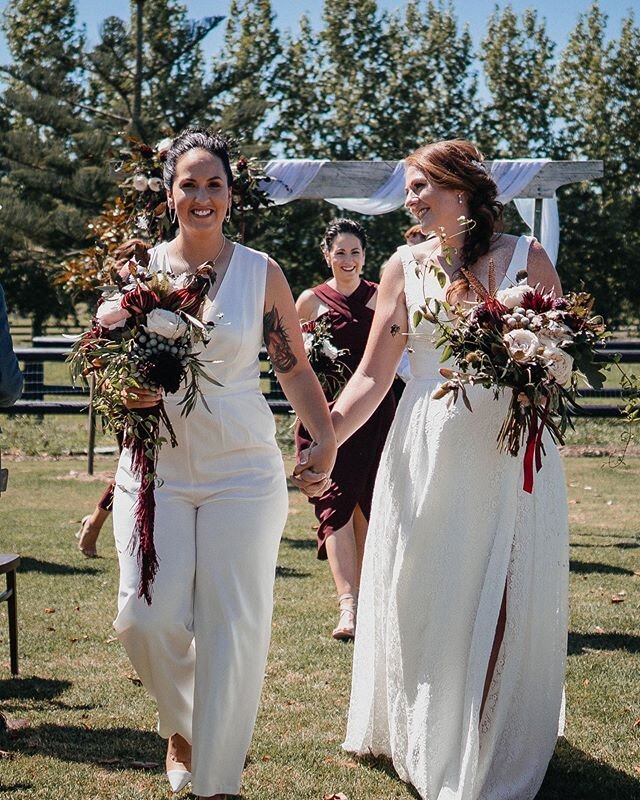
[522,408,539,494]
[125,403,177,604]
[522,396,551,494]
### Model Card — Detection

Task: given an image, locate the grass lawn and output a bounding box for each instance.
[0,432,638,798]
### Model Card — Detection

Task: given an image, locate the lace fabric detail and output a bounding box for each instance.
[343,238,569,800]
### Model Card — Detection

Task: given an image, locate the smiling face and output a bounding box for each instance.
[404,164,466,235]
[324,232,365,282]
[167,148,231,234]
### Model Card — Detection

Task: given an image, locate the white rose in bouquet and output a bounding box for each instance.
[504,329,540,362]
[496,284,531,309]
[303,332,313,356]
[321,339,340,360]
[543,346,574,386]
[133,174,149,192]
[155,137,173,157]
[96,297,129,330]
[539,320,573,346]
[145,309,188,341]
[147,177,163,192]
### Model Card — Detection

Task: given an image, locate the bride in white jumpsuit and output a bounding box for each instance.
[112,128,335,800]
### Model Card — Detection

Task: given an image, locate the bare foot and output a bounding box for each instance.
[166,732,192,773]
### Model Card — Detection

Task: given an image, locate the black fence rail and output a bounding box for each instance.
[2,340,639,419]
[6,341,289,415]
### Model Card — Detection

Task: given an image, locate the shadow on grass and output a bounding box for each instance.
[0,676,71,702]
[0,783,33,793]
[280,536,316,550]
[569,559,635,575]
[17,556,100,576]
[354,753,421,798]
[275,565,310,579]
[568,631,640,655]
[347,741,639,800]
[6,723,163,769]
[538,738,640,799]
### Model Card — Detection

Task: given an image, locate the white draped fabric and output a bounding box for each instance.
[488,159,559,265]
[325,160,407,215]
[261,158,560,263]
[261,159,327,204]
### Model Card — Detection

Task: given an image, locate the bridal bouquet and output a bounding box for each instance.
[69,251,219,602]
[301,317,350,399]
[419,269,607,492]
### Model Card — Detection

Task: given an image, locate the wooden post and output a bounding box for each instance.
[87,375,96,476]
[533,198,543,241]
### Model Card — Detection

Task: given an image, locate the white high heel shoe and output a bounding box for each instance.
[166,733,192,793]
[166,767,191,793]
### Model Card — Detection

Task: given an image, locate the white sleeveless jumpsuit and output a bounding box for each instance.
[112,241,289,796]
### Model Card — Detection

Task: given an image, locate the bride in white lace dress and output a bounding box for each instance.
[297,139,568,799]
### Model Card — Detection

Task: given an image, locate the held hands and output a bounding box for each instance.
[291,439,336,498]
[122,386,163,409]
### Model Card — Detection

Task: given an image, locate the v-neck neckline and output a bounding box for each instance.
[207,242,237,305]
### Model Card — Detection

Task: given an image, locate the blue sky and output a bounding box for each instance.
[0,0,636,63]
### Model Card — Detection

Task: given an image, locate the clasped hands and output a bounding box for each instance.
[122,386,335,497]
[291,439,335,498]
[122,386,163,409]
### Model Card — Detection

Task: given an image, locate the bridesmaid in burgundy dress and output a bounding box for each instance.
[296,219,395,640]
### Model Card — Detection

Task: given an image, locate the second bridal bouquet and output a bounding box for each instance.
[417,267,607,493]
[301,316,350,399]
[69,248,220,602]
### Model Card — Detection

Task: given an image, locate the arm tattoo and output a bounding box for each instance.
[263,304,297,373]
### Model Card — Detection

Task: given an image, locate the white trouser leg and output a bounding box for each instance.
[190,490,286,797]
[112,484,196,742]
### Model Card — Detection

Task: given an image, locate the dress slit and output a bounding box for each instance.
[480,580,508,723]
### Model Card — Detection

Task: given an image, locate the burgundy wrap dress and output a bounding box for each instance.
[295,279,396,559]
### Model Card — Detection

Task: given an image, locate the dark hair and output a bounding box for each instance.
[163,127,234,191]
[321,218,367,253]
[405,139,502,302]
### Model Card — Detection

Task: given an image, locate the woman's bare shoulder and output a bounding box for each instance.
[296,286,323,320]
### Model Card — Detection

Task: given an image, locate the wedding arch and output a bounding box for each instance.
[259,159,604,266]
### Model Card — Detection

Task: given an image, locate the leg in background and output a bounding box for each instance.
[481,581,508,722]
[325,516,360,640]
[77,480,115,557]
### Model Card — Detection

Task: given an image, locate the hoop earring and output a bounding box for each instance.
[225,205,232,223]
[168,205,177,224]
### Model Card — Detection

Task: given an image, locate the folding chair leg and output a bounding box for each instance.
[7,570,18,676]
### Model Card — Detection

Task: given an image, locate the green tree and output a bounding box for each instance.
[376,0,480,156]
[215,0,281,156]
[268,16,324,158]
[553,3,639,324]
[0,0,224,333]
[0,0,106,331]
[84,0,224,141]
[479,4,557,157]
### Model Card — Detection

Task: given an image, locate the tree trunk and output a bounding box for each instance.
[131,0,144,138]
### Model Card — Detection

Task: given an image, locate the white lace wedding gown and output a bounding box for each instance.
[343,236,569,800]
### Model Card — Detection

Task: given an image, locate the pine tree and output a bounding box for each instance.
[0,0,224,332]
[0,0,108,331]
